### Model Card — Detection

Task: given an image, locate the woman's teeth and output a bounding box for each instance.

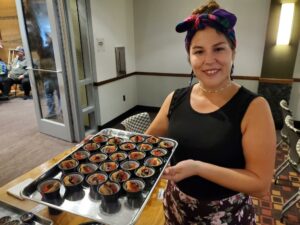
[206,70,218,75]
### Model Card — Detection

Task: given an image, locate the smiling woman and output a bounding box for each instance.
[145,0,276,224]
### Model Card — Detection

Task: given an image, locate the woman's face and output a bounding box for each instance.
[189,27,235,89]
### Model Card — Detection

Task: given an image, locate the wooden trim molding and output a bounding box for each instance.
[133,71,189,77]
[93,71,300,86]
[94,73,135,86]
[259,78,294,84]
[0,16,18,20]
[233,75,259,80]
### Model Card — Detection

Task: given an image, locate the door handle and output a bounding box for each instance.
[26,67,62,73]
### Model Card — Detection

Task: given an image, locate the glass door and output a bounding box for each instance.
[15,0,73,141]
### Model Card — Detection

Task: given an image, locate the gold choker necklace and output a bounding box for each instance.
[199,81,232,94]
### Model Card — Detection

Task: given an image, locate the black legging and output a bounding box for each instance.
[3,77,31,96]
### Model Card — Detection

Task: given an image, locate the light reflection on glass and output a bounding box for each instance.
[22,0,63,122]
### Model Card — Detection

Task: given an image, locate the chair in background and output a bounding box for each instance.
[280,138,300,220]
[121,112,151,134]
[272,115,300,219]
[277,100,292,149]
[274,115,300,184]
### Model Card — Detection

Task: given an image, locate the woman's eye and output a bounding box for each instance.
[194,50,203,55]
[215,47,224,52]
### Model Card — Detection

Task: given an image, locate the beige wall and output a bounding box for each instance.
[0,0,22,63]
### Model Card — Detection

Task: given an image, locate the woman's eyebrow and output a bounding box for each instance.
[192,42,227,50]
[213,42,227,47]
[191,46,203,50]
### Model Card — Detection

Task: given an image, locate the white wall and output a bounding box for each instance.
[98,76,138,124]
[293,44,300,78]
[90,0,274,124]
[290,44,300,121]
[90,0,136,124]
[136,75,190,107]
[133,0,270,76]
[90,0,136,81]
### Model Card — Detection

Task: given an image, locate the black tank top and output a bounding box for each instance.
[167,85,258,200]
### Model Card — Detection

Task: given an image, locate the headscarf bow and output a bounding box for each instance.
[176,9,237,52]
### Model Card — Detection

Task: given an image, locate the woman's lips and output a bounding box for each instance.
[202,69,220,76]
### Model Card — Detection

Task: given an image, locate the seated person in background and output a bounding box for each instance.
[0,46,31,100]
[0,58,8,98]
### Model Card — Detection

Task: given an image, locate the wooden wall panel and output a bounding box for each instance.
[0,0,22,63]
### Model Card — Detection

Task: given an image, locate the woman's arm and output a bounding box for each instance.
[163,97,276,198]
[145,91,174,137]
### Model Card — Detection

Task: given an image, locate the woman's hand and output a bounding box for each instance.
[162,159,199,182]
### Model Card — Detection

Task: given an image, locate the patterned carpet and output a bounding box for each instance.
[253,143,300,225]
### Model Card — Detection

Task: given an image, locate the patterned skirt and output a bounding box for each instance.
[163,181,256,225]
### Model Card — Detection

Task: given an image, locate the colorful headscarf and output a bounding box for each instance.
[175,9,237,52]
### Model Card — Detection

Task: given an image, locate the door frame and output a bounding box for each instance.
[15,0,74,141]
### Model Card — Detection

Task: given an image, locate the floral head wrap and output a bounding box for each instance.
[176,9,237,52]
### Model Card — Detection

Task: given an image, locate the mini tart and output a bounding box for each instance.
[100,145,117,154]
[145,136,161,144]
[120,160,140,171]
[128,151,146,161]
[89,153,108,163]
[78,163,97,174]
[158,140,175,149]
[123,179,145,193]
[119,142,136,151]
[87,172,108,185]
[107,137,123,145]
[135,166,155,178]
[150,148,168,157]
[92,135,108,144]
[98,181,120,195]
[0,216,11,224]
[59,159,78,170]
[99,161,118,172]
[137,143,153,152]
[72,150,90,161]
[144,157,163,167]
[110,169,130,183]
[129,135,145,143]
[63,173,83,186]
[83,142,100,152]
[109,152,127,161]
[39,179,61,194]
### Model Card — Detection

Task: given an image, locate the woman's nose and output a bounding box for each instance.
[204,52,216,64]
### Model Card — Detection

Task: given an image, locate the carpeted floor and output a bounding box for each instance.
[253,143,300,225]
[0,96,74,187]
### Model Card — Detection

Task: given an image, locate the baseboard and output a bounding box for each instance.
[98,105,160,130]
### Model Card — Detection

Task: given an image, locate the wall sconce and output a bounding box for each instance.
[276,3,295,45]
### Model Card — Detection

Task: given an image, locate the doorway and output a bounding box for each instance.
[14,0,99,142]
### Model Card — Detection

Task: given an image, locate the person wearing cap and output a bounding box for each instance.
[145,1,276,224]
[0,58,8,98]
[0,46,31,100]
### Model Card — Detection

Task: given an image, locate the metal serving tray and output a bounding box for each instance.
[0,200,53,225]
[21,129,177,225]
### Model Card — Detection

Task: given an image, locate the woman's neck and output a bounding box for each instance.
[198,80,232,94]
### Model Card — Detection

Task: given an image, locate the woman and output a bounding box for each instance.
[145,1,276,224]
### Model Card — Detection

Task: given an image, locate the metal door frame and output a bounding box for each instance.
[15,0,74,141]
